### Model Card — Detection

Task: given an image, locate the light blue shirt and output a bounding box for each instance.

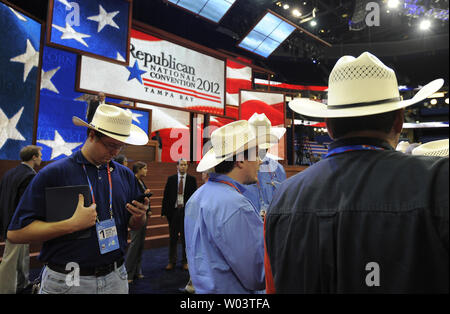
[184,173,265,294]
[244,157,287,213]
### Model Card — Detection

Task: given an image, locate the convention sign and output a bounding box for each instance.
[78,29,225,115]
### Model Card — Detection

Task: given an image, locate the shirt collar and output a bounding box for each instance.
[329,137,395,151]
[208,173,248,194]
[21,162,36,173]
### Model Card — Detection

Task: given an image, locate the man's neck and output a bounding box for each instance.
[22,161,35,170]
[81,145,103,166]
[338,131,398,149]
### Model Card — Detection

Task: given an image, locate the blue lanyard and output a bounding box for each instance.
[324,144,385,159]
[82,163,114,221]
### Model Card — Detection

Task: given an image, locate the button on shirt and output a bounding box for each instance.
[8,150,141,268]
[184,173,265,294]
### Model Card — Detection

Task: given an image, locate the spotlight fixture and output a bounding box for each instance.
[430,99,438,105]
[310,20,317,26]
[445,98,449,104]
[387,0,400,9]
[292,9,302,17]
[283,4,290,10]
[419,19,431,30]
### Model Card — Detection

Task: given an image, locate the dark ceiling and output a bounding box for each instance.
[7,0,450,87]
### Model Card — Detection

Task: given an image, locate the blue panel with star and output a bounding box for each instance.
[37,45,87,161]
[0,2,41,160]
[48,0,129,64]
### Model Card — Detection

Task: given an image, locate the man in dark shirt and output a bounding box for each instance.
[265,52,448,293]
[0,145,42,293]
[7,104,150,294]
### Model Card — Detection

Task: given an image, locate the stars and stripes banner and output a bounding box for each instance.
[47,0,130,65]
[79,29,226,115]
[137,102,190,162]
[0,1,42,160]
[37,45,148,161]
[225,59,252,119]
[239,90,286,159]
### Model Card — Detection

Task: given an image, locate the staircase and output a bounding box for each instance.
[0,162,203,269]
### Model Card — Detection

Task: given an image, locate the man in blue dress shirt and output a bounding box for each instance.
[184,119,280,293]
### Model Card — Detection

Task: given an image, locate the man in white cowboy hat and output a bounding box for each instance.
[412,139,449,157]
[184,119,280,293]
[242,113,287,218]
[265,52,448,293]
[7,104,150,294]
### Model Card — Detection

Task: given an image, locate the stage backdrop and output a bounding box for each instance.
[0,1,42,160]
[79,29,226,115]
[47,0,131,65]
[239,90,286,159]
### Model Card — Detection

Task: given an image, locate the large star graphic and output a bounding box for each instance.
[126,109,143,124]
[87,5,120,33]
[52,23,91,47]
[40,67,60,94]
[37,130,83,160]
[126,60,146,84]
[10,39,39,82]
[0,107,26,150]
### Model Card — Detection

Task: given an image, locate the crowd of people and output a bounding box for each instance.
[0,52,448,294]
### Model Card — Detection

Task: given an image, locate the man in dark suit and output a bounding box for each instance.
[161,159,197,271]
[0,145,42,293]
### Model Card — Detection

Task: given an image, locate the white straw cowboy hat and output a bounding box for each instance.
[248,113,286,149]
[412,139,449,157]
[289,52,444,118]
[197,120,280,172]
[73,104,149,145]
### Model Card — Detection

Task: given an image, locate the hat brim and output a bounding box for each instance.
[197,131,279,172]
[289,79,444,118]
[412,139,449,157]
[72,116,149,145]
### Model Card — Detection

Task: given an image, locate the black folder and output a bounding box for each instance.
[45,185,93,240]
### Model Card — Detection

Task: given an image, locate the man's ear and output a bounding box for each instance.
[392,109,405,134]
[325,118,335,139]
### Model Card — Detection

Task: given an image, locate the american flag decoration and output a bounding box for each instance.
[47,0,131,65]
[225,59,252,119]
[0,2,42,160]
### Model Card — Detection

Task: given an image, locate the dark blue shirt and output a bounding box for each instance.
[8,150,140,267]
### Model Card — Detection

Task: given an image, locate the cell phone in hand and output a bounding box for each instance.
[135,192,153,203]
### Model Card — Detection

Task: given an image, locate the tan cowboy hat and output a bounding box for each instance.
[248,113,286,149]
[412,139,449,157]
[197,120,280,172]
[289,52,444,118]
[73,104,149,145]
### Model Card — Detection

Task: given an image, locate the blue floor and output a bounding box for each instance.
[29,245,190,294]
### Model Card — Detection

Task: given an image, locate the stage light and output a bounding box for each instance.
[387,0,400,9]
[283,4,290,9]
[292,9,302,17]
[420,19,431,30]
[310,20,317,26]
[430,99,438,105]
[445,98,449,104]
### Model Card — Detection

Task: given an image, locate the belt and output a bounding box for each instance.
[47,257,124,277]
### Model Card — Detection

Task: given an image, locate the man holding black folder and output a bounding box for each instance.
[7,104,150,294]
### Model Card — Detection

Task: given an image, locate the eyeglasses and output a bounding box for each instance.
[99,137,126,152]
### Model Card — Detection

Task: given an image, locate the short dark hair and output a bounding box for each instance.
[177,158,187,165]
[114,154,127,165]
[133,161,147,174]
[19,145,41,162]
[326,109,400,139]
[214,149,252,174]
